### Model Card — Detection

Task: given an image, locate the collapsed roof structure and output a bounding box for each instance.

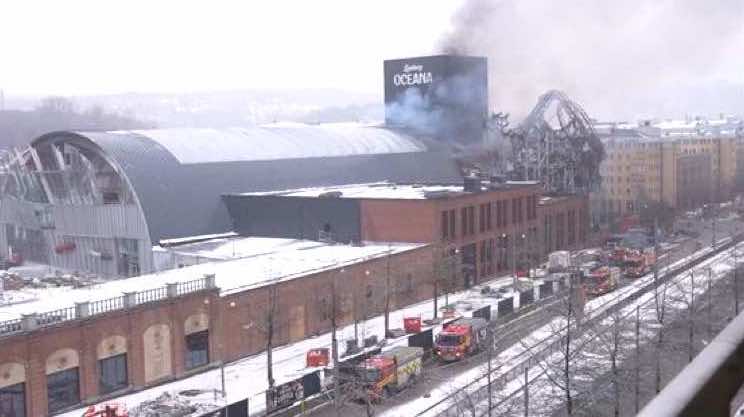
[496,90,606,195]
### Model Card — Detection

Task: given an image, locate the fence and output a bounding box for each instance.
[0,275,216,338]
[427,234,744,417]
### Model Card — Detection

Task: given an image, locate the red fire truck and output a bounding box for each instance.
[83,403,128,417]
[625,249,655,278]
[434,317,488,361]
[357,346,423,400]
[584,266,620,297]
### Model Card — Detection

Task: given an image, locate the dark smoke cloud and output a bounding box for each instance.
[440,0,744,121]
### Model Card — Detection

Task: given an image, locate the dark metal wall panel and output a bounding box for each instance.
[222,195,361,243]
[384,55,488,144]
[31,130,460,245]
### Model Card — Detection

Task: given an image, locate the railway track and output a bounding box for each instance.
[425,236,742,417]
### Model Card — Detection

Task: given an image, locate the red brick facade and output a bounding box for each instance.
[0,245,434,416]
[360,184,544,283]
[537,194,590,256]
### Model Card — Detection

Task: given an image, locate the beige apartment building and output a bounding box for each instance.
[592,130,741,224]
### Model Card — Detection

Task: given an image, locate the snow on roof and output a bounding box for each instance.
[0,238,424,321]
[119,124,425,165]
[157,236,328,261]
[245,181,465,200]
[243,180,539,200]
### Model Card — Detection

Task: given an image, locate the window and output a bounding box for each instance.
[461,207,468,236]
[99,354,128,395]
[467,206,475,235]
[486,203,493,230]
[449,210,455,238]
[512,199,519,225]
[441,211,449,239]
[185,330,210,370]
[47,368,80,413]
[0,383,25,417]
[495,201,502,227]
[479,204,486,232]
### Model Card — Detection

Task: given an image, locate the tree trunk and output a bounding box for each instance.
[267,285,277,389]
[655,327,663,394]
[612,353,619,417]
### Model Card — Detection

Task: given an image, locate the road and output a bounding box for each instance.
[306,218,738,417]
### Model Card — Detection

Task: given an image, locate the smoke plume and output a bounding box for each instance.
[440,0,744,121]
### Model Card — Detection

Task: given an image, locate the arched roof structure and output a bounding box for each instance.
[32,124,460,243]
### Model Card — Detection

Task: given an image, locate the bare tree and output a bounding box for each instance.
[432,243,462,318]
[519,273,589,416]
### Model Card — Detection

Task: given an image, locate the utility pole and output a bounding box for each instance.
[735,244,740,315]
[523,366,529,417]
[634,305,640,414]
[266,283,277,390]
[688,271,695,363]
[384,246,392,338]
[487,326,493,417]
[332,269,342,417]
[708,269,713,340]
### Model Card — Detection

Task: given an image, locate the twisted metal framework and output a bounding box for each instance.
[503,90,605,195]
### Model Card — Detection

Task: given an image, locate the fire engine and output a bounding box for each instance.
[356,346,423,400]
[625,249,655,278]
[583,266,620,297]
[434,317,488,361]
[83,403,128,417]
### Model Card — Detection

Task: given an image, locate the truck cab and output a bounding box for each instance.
[434,318,488,361]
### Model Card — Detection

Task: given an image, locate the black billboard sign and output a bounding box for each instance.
[302,371,322,398]
[472,305,491,322]
[198,399,249,417]
[266,379,303,413]
[520,289,535,306]
[498,297,514,316]
[539,282,553,298]
[408,328,433,351]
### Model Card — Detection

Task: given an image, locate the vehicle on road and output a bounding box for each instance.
[584,266,620,297]
[624,248,655,278]
[357,346,423,400]
[434,317,488,361]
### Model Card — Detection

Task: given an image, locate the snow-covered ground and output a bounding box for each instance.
[0,239,421,321]
[55,240,727,417]
[415,242,741,417]
[58,271,524,417]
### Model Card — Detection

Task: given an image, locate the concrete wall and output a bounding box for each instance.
[222,195,362,244]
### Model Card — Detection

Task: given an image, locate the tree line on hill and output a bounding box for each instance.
[0,96,155,150]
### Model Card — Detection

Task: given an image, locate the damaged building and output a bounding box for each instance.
[0,126,460,276]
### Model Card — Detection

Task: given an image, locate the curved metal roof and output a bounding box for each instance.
[33,125,460,243]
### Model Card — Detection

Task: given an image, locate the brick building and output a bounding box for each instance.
[0,238,433,416]
[538,194,590,256]
[224,180,545,286]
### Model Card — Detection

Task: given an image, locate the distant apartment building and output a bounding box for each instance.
[592,122,743,222]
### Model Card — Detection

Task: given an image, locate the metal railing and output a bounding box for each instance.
[428,235,742,417]
[37,307,76,326]
[0,275,215,338]
[638,307,744,417]
[89,296,125,315]
[177,278,207,295]
[135,286,169,305]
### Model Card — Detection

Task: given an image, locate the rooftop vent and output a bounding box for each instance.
[463,175,481,193]
[424,190,452,199]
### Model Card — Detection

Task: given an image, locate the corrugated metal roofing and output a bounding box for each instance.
[120,124,426,164]
[33,126,460,243]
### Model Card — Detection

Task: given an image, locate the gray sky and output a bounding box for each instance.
[0,0,462,96]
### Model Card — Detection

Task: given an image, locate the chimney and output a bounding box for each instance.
[463,175,481,192]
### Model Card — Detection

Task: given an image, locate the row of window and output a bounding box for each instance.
[0,331,210,416]
[441,196,538,239]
